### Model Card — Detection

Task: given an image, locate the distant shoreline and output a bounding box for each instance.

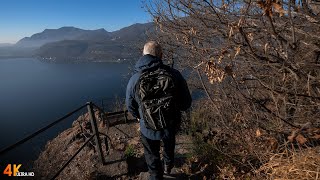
[0,56,32,60]
[0,56,136,64]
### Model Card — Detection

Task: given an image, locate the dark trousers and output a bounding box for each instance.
[140,133,175,180]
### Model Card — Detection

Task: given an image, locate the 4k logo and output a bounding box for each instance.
[3,164,21,176]
[3,164,34,177]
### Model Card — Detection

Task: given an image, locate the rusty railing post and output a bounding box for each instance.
[87,102,106,164]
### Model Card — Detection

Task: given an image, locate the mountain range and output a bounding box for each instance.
[0,23,154,62]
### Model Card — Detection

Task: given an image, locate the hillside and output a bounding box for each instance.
[36,23,154,62]
[0,23,154,62]
[34,111,196,179]
[15,27,111,48]
[38,40,141,62]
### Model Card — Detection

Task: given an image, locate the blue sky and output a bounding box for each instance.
[0,0,151,43]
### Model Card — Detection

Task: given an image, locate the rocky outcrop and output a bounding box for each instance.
[34,111,139,179]
[34,110,196,180]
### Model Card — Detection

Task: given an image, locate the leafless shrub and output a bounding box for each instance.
[145,0,320,177]
[258,146,320,180]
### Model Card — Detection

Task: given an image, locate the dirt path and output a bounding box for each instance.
[34,112,197,180]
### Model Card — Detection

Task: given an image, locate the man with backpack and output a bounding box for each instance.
[126,41,192,180]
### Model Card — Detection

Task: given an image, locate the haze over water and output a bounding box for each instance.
[0,58,130,164]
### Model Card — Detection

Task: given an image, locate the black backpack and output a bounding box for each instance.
[136,65,177,131]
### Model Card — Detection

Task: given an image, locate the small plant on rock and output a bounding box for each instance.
[124,144,136,158]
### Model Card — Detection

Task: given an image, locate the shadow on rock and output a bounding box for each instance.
[127,156,148,175]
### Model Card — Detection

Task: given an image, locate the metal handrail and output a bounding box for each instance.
[0,104,87,155]
[0,101,128,179]
[92,103,128,128]
[51,135,95,180]
[105,110,128,117]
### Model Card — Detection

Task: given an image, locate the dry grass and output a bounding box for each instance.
[258,147,320,180]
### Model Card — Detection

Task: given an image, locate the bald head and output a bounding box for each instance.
[143,41,162,59]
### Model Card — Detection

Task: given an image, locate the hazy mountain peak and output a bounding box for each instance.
[15,27,112,47]
[59,26,77,29]
[2,22,155,61]
[94,28,108,32]
[58,26,82,31]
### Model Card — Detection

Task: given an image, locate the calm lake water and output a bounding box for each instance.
[0,58,131,166]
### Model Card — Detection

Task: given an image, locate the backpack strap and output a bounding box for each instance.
[135,63,172,100]
[140,61,164,73]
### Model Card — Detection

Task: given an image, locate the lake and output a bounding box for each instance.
[0,58,131,166]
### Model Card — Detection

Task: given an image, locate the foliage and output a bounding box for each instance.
[124,144,136,158]
[146,0,320,178]
[258,147,320,179]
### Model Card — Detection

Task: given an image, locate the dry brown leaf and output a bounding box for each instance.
[218,55,223,63]
[288,135,294,142]
[256,1,265,9]
[235,46,241,57]
[256,129,262,137]
[295,134,307,145]
[257,0,273,16]
[229,26,233,38]
[190,27,197,35]
[264,43,269,54]
[288,131,297,142]
[268,137,278,150]
[248,33,254,42]
[206,61,226,83]
[222,3,228,10]
[237,17,244,27]
[311,134,320,140]
[272,2,285,16]
[221,48,228,55]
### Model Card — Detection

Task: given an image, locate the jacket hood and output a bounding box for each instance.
[134,54,163,72]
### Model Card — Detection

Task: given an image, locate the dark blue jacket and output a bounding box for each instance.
[126,54,192,140]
